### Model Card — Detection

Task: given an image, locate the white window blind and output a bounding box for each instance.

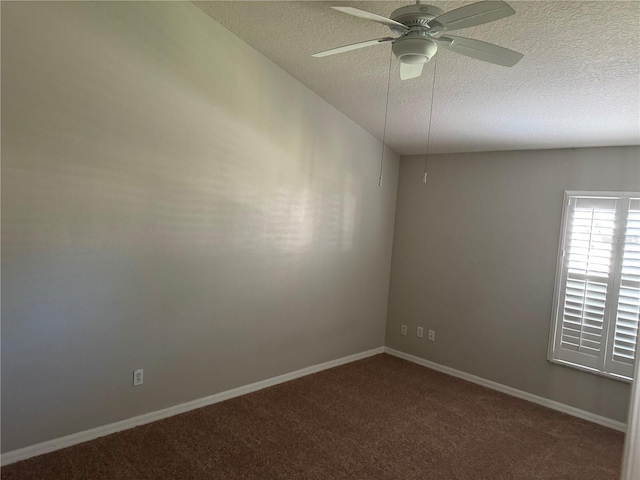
[550,192,640,381]
[611,200,640,376]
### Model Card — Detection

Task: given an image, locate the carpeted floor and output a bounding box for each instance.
[1,354,624,479]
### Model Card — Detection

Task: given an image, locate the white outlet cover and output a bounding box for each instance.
[417,326,424,338]
[133,369,144,386]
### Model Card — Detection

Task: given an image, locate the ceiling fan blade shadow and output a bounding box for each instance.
[428,1,515,32]
[440,35,523,67]
[400,63,425,80]
[331,7,408,31]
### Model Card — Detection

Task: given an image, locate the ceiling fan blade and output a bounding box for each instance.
[331,7,408,31]
[312,37,394,58]
[430,36,454,47]
[440,35,523,67]
[400,63,424,80]
[428,1,515,33]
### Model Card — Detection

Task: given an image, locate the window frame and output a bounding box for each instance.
[548,190,640,383]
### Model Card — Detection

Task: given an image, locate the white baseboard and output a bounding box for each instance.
[1,346,384,466]
[3,345,625,466]
[384,347,627,433]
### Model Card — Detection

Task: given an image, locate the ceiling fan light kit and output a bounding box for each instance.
[393,37,437,65]
[313,1,524,80]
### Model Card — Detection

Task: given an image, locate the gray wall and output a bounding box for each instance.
[386,147,639,422]
[1,2,399,452]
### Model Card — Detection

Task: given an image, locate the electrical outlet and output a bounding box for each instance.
[417,326,424,338]
[428,330,435,342]
[133,369,144,386]
[401,325,407,336]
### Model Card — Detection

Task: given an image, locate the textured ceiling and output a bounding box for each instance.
[195,1,640,155]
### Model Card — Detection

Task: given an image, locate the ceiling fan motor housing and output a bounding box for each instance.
[393,37,437,64]
[388,4,444,34]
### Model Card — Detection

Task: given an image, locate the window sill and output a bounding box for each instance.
[548,358,633,384]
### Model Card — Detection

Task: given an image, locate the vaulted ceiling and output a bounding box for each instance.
[195,1,640,155]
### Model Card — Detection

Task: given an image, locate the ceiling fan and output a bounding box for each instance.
[312,1,524,80]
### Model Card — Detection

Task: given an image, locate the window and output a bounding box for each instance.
[549,191,640,381]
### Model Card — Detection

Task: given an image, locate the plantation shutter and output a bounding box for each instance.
[608,199,640,378]
[551,193,640,381]
[554,196,619,370]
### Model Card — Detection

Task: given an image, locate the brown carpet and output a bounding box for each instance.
[1,354,624,479]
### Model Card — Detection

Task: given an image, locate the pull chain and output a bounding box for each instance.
[379,51,394,187]
[423,55,438,183]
